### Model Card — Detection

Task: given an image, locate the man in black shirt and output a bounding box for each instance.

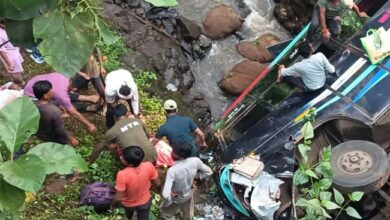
[32,80,78,146]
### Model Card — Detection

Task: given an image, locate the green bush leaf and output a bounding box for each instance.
[27,142,88,175]
[320,191,332,202]
[298,144,311,162]
[96,19,119,45]
[293,169,309,185]
[323,201,340,210]
[315,161,332,178]
[2,0,56,20]
[144,0,178,7]
[319,178,332,190]
[304,169,318,179]
[33,9,95,76]
[0,154,45,192]
[295,198,308,207]
[301,121,314,140]
[0,178,25,211]
[0,97,40,156]
[345,206,362,219]
[349,191,364,202]
[333,188,345,205]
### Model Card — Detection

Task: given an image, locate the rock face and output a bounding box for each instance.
[177,15,201,40]
[273,0,317,34]
[202,4,244,40]
[219,60,266,95]
[236,33,280,63]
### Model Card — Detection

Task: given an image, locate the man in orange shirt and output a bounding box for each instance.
[111,146,161,220]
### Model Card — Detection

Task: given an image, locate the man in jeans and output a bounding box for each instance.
[307,0,367,43]
[111,146,160,220]
[277,43,335,92]
[161,142,213,220]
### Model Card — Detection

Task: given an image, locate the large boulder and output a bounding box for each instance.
[236,33,280,63]
[219,60,266,95]
[273,0,316,34]
[202,4,244,40]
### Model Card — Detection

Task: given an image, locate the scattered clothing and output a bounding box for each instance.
[156,115,200,157]
[104,69,139,114]
[35,101,69,144]
[280,52,335,91]
[0,28,24,74]
[161,157,213,220]
[103,118,157,162]
[115,162,158,208]
[24,72,73,110]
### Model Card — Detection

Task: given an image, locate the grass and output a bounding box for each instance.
[20,38,167,219]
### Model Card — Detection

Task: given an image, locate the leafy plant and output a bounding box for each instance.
[96,37,128,72]
[1,0,118,76]
[0,97,88,216]
[341,10,364,40]
[293,108,363,220]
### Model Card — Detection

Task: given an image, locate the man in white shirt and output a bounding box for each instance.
[277,43,335,92]
[105,69,139,128]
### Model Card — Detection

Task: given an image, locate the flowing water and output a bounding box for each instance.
[175,0,290,118]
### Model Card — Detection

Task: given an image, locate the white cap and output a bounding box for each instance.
[164,99,177,110]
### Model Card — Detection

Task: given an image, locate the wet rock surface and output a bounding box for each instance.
[236,33,280,63]
[102,1,211,125]
[219,60,266,95]
[202,4,244,40]
[273,0,317,34]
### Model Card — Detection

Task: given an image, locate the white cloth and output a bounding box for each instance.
[0,89,23,109]
[104,69,139,114]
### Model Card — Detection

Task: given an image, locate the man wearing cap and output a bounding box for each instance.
[104,69,139,128]
[155,99,206,157]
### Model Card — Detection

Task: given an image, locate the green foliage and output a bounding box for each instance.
[27,143,88,175]
[293,109,363,219]
[0,97,39,157]
[144,0,179,7]
[0,98,88,216]
[33,9,95,76]
[2,0,118,76]
[96,38,128,72]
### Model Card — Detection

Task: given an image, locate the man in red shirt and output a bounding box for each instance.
[111,146,161,220]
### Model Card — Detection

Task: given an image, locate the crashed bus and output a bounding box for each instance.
[211,1,390,219]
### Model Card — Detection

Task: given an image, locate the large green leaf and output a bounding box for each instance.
[144,0,178,7]
[33,9,95,76]
[5,19,35,48]
[0,178,25,211]
[333,188,345,205]
[27,142,88,174]
[0,154,45,192]
[0,97,40,156]
[96,19,119,45]
[349,191,364,202]
[1,0,57,20]
[301,121,314,140]
[345,206,362,219]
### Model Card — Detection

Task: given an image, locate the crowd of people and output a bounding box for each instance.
[1,17,212,219]
[0,1,367,219]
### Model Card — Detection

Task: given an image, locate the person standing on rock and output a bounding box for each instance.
[277,43,335,92]
[104,69,139,128]
[307,0,367,43]
[155,99,207,157]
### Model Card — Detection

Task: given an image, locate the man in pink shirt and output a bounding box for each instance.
[24,72,98,133]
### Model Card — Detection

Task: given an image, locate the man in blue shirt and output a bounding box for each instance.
[155,99,206,157]
[277,43,335,92]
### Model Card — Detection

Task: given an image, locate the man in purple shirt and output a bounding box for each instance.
[24,72,98,133]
